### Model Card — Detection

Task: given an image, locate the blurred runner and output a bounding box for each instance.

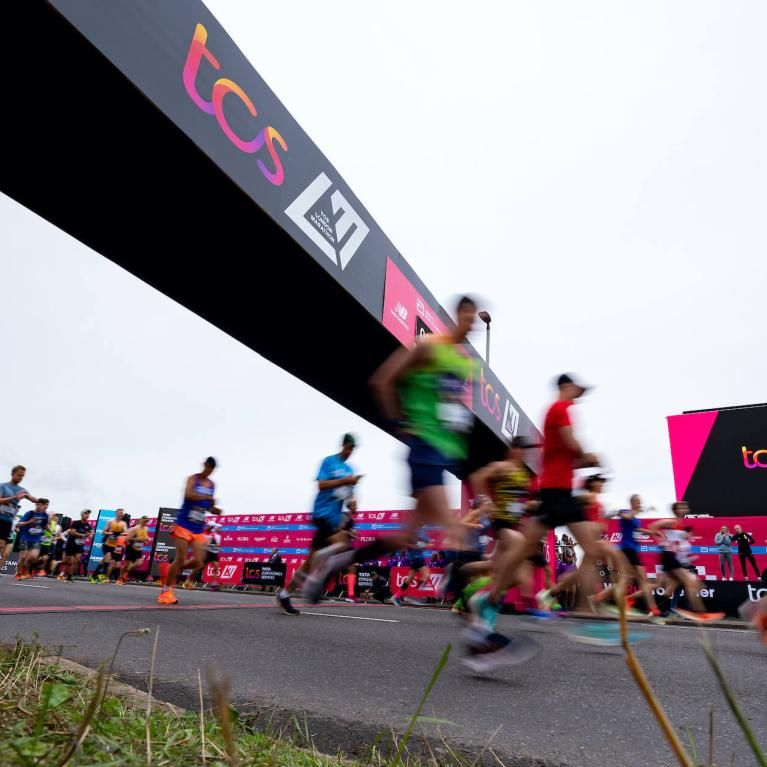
[276,435,361,615]
[303,297,478,604]
[158,458,220,605]
[648,503,723,623]
[60,509,92,581]
[119,515,150,584]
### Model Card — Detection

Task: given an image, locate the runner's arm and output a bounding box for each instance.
[369,342,431,424]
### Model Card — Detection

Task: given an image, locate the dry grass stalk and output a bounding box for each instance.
[208,665,240,767]
[617,575,694,767]
[145,626,160,767]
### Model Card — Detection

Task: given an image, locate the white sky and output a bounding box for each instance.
[2,1,766,519]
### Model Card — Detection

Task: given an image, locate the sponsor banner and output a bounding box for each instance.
[602,515,767,584]
[382,258,449,347]
[668,406,767,516]
[50,0,386,318]
[148,508,180,578]
[0,552,18,577]
[48,1,539,456]
[242,562,286,587]
[86,509,116,572]
[391,567,446,597]
[356,566,389,592]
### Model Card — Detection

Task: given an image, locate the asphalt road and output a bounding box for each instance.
[0,576,764,767]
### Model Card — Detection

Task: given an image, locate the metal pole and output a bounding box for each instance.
[485,323,491,366]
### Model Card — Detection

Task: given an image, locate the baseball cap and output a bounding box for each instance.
[584,473,608,487]
[342,433,357,447]
[556,373,591,397]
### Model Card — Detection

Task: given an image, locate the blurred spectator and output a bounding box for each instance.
[362,570,390,603]
[733,525,760,580]
[715,526,734,580]
[268,547,283,566]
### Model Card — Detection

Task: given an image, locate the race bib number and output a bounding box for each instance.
[188,507,207,524]
[132,540,144,550]
[29,527,42,536]
[505,501,526,520]
[437,402,474,433]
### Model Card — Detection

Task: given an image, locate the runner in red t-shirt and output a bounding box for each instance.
[478,374,612,618]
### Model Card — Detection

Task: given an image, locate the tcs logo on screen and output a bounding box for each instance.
[183,23,287,186]
[742,446,767,469]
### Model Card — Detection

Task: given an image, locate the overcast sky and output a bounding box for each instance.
[2,1,766,519]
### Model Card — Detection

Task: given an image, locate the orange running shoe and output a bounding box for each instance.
[673,608,724,623]
[36,570,47,577]
[157,590,178,605]
[116,578,125,586]
[757,613,767,647]
[182,581,195,591]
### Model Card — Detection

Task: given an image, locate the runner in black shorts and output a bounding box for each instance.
[60,509,91,581]
[492,375,610,615]
[276,435,361,615]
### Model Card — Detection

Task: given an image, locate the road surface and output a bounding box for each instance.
[0,577,763,766]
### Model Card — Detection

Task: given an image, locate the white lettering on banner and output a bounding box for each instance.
[748,584,767,601]
[285,172,370,270]
[501,400,520,440]
[220,565,238,580]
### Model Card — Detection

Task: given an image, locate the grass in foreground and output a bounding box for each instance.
[0,639,361,767]
[0,639,463,767]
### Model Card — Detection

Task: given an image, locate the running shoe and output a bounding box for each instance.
[97,574,108,583]
[672,608,725,623]
[390,595,404,607]
[116,578,125,586]
[565,622,648,647]
[462,633,541,673]
[275,593,300,615]
[758,613,767,647]
[36,570,47,577]
[468,591,499,632]
[182,581,195,591]
[301,544,347,604]
[536,589,557,611]
[601,604,648,620]
[57,574,67,582]
[157,589,178,605]
[88,576,99,584]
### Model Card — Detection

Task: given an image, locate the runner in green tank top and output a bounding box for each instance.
[301,297,479,604]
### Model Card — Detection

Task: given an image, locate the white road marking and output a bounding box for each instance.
[303,611,399,623]
[13,583,52,589]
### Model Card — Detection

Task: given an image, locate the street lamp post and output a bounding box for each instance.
[478,311,492,366]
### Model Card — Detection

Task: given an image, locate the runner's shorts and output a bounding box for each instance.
[64,541,84,558]
[406,436,465,493]
[0,517,12,542]
[19,538,42,552]
[125,546,143,563]
[533,489,585,529]
[204,551,219,565]
[170,524,208,544]
[102,543,123,562]
[622,548,641,568]
[661,551,685,573]
[311,515,342,550]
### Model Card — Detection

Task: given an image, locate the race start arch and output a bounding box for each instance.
[2,1,539,469]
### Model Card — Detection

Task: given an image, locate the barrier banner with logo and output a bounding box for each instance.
[0,552,18,577]
[86,509,116,572]
[242,562,286,587]
[148,508,180,578]
[668,406,767,516]
[601,515,767,584]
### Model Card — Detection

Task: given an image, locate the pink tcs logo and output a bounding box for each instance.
[742,446,767,469]
[479,368,502,421]
[183,23,288,186]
